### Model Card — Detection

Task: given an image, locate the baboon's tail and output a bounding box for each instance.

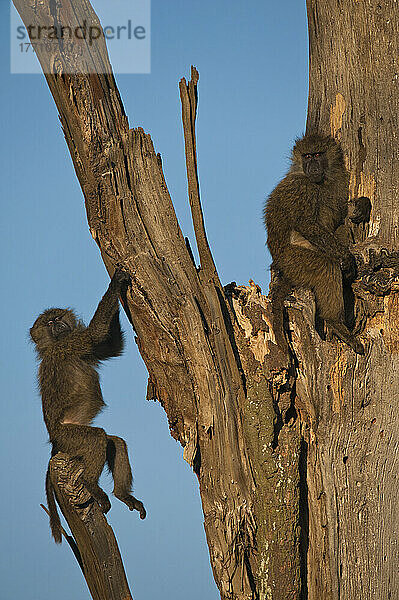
[270,267,292,354]
[45,466,62,543]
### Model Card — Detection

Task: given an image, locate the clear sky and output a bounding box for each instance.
[0,1,308,599]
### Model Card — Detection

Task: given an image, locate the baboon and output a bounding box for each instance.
[30,269,146,543]
[264,133,369,355]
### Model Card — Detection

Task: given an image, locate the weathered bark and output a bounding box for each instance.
[14,1,301,597]
[300,2,399,599]
[14,0,398,599]
[46,455,133,600]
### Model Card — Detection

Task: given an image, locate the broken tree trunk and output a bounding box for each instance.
[14,1,301,596]
[14,0,399,598]
[45,455,133,600]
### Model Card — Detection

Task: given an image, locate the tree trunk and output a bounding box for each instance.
[47,454,133,600]
[13,1,398,599]
[301,2,399,598]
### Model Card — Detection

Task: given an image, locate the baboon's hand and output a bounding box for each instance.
[110,268,130,291]
[340,252,357,281]
[350,196,371,224]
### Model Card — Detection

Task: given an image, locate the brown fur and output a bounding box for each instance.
[30,270,146,543]
[264,134,364,354]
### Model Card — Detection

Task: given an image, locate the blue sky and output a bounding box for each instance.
[0,2,308,598]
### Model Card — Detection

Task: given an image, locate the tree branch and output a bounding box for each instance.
[14,1,304,597]
[179,66,219,282]
[47,454,133,600]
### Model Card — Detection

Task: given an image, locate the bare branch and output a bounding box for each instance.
[48,454,133,600]
[179,66,219,282]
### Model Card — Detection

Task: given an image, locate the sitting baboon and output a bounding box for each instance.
[264,133,369,354]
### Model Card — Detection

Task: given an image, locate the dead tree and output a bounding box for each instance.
[44,455,133,600]
[14,0,399,598]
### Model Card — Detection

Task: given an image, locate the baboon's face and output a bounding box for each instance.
[301,151,328,184]
[30,308,77,350]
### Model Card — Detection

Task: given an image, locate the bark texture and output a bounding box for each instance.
[47,455,133,600]
[14,0,398,599]
[14,1,301,597]
[301,2,399,598]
